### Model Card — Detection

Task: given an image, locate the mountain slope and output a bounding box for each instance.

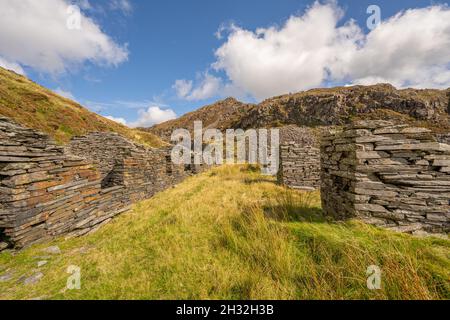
[0,67,164,147]
[148,84,450,141]
[238,84,450,130]
[146,97,255,141]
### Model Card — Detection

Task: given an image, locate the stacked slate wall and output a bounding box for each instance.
[0,117,193,249]
[321,120,450,234]
[277,126,321,190]
[66,133,141,181]
[437,133,450,145]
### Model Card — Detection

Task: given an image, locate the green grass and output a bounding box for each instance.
[0,165,448,300]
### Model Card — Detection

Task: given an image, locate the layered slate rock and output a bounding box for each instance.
[66,132,142,182]
[277,126,320,190]
[321,120,450,234]
[0,117,193,249]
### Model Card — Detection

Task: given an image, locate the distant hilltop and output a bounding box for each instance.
[1,65,448,145]
[146,84,450,142]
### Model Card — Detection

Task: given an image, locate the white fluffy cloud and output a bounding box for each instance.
[174,73,222,101]
[213,2,362,100]
[176,2,450,101]
[343,6,450,89]
[0,0,128,74]
[173,79,193,99]
[130,106,177,128]
[105,115,128,126]
[0,56,25,75]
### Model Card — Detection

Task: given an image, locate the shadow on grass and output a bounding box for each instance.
[263,190,327,223]
[243,177,277,185]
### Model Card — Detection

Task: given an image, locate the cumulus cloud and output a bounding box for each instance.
[0,56,25,75]
[174,73,222,101]
[109,0,133,14]
[130,106,177,128]
[176,2,450,101]
[0,0,129,74]
[213,2,363,100]
[173,79,193,99]
[343,6,450,89]
[105,115,128,126]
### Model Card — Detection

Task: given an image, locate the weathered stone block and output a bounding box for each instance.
[321,120,449,234]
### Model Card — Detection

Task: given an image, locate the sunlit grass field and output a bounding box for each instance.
[0,165,449,300]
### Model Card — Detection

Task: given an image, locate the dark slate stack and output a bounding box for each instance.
[66,132,144,180]
[0,117,198,250]
[321,120,450,235]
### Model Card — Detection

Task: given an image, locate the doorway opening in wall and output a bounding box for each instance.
[101,162,123,189]
[166,155,173,176]
[101,170,116,189]
[0,228,11,251]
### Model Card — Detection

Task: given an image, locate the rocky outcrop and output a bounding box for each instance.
[238,84,449,131]
[321,120,450,235]
[148,84,450,143]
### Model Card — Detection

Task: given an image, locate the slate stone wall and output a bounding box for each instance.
[437,133,450,145]
[66,132,141,181]
[278,144,320,190]
[321,120,450,234]
[0,117,193,249]
[277,126,321,190]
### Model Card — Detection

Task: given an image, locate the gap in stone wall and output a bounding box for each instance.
[101,162,124,189]
[165,155,173,176]
[0,228,10,251]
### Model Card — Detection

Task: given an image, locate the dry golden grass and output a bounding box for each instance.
[0,67,165,147]
[0,165,448,300]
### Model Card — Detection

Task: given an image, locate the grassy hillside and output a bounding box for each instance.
[146,97,255,141]
[0,166,448,300]
[0,67,164,147]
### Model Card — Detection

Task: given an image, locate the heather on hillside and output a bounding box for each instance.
[0,67,164,147]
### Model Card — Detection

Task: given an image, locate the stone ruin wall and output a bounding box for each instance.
[0,117,193,250]
[321,120,450,235]
[277,126,321,190]
[437,133,450,145]
[2,116,449,251]
[66,132,140,184]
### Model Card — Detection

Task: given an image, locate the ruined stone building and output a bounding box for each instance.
[2,117,449,251]
[0,117,196,250]
[321,120,450,235]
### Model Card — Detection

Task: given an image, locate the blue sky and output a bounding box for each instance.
[0,0,449,127]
